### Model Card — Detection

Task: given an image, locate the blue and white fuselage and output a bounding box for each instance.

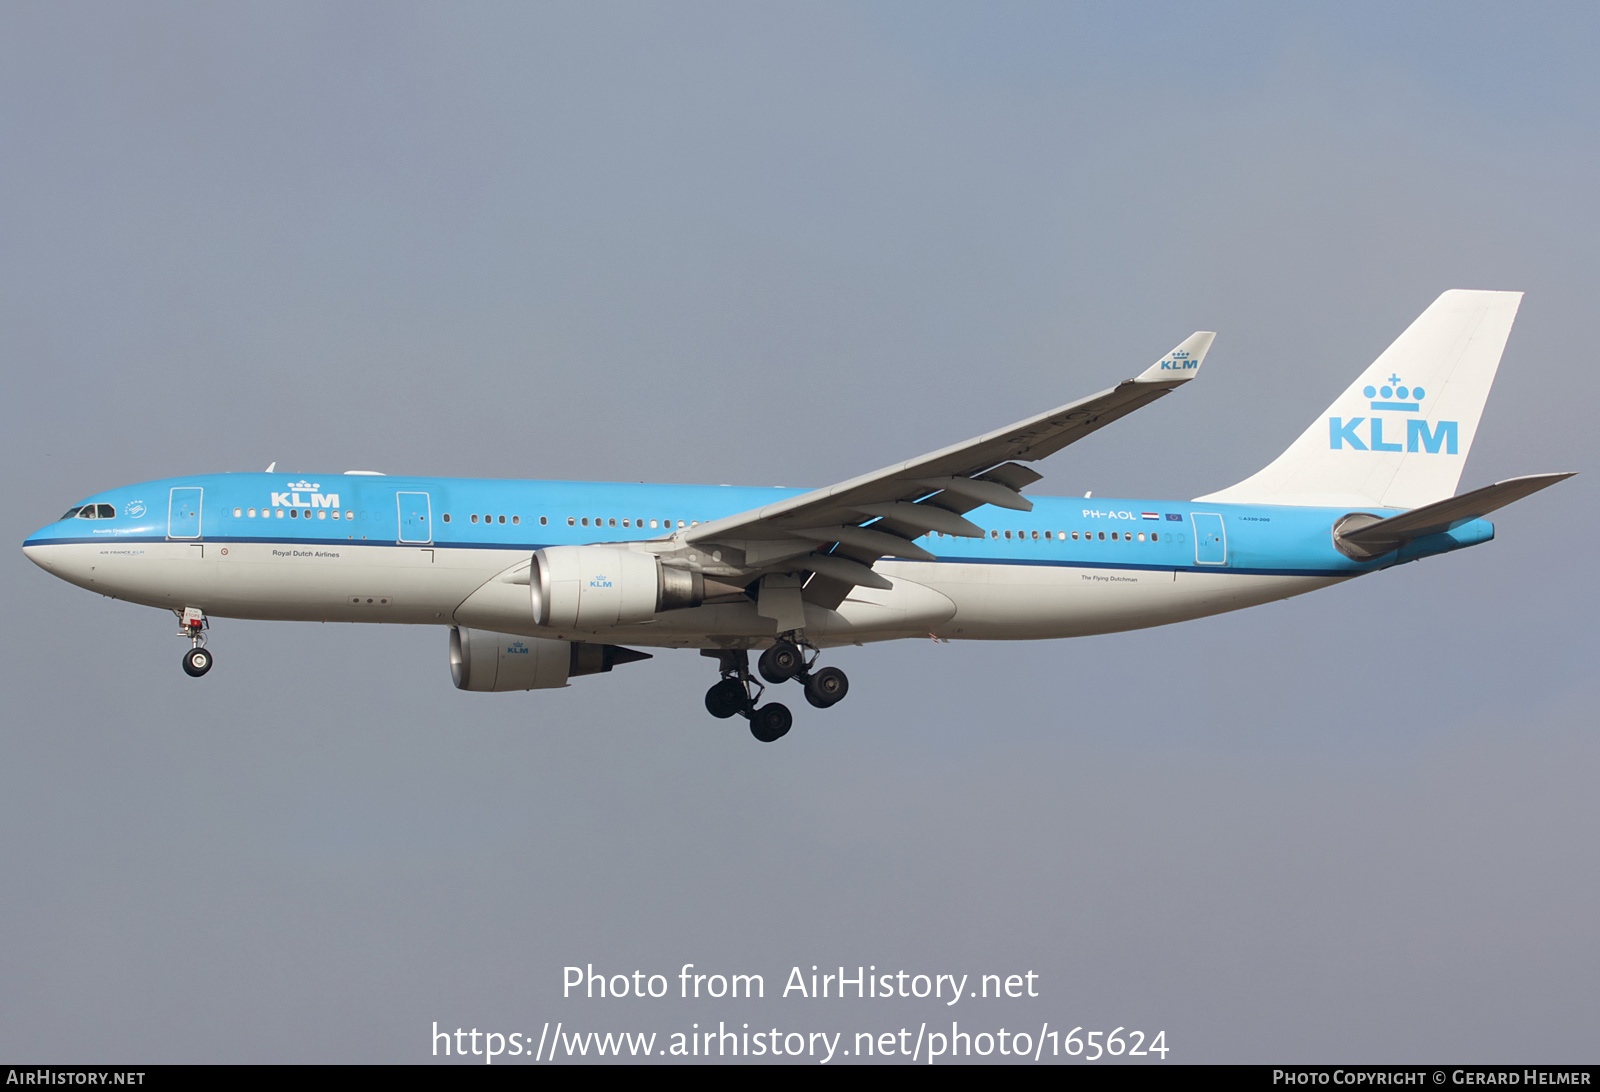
[22,472,1491,645]
[19,291,1572,741]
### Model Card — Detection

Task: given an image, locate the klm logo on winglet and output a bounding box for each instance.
[1329,374,1458,454]
[1159,350,1198,371]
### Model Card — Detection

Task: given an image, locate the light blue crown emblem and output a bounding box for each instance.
[1363,374,1425,411]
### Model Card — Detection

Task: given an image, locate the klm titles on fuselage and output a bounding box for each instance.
[269,490,342,509]
[1328,375,1458,454]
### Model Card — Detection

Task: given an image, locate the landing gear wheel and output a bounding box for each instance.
[748,703,793,743]
[758,641,805,684]
[803,666,849,708]
[182,647,213,677]
[705,678,748,719]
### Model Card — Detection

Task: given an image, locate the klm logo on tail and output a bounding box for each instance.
[1329,374,1458,454]
[1159,350,1198,372]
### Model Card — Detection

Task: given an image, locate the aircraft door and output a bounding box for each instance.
[397,491,432,543]
[168,487,203,539]
[1190,512,1227,565]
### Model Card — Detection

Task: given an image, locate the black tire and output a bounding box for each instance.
[748,703,793,743]
[758,641,804,684]
[803,666,848,708]
[704,678,748,719]
[182,647,213,677]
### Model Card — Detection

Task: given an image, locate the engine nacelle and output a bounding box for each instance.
[449,627,656,692]
[450,627,572,691]
[531,545,705,629]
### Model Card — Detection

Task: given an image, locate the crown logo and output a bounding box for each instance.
[1363,374,1424,411]
[287,480,320,491]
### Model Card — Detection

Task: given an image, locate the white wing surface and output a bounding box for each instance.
[667,332,1215,608]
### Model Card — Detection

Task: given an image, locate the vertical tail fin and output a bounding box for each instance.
[1196,290,1522,509]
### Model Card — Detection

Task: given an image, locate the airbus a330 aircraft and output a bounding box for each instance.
[23,290,1572,741]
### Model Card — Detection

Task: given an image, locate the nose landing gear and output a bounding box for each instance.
[176,607,213,677]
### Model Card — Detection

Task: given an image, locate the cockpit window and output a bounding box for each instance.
[60,504,116,520]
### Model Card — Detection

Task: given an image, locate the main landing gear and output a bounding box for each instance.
[759,637,849,710]
[176,607,213,677]
[702,636,850,743]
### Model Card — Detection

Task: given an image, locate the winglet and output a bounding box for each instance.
[1135,331,1215,384]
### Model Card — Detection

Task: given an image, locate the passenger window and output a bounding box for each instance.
[499,515,506,524]
[1004,530,1012,539]
[1031,530,1039,540]
[234,507,243,518]
[276,509,285,518]
[512,516,520,525]
[1137,532,1145,541]
[344,512,353,520]
[471,514,479,524]
[622,519,630,527]
[1097,531,1104,541]
[248,508,257,518]
[567,517,575,526]
[333,511,341,520]
[317,510,326,519]
[442,514,451,523]
[290,509,299,518]
[581,518,589,527]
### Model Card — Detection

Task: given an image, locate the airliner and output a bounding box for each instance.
[23,290,1571,741]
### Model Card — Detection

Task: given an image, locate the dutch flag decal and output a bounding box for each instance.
[1142,512,1159,520]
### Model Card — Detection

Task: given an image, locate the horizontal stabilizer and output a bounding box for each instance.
[1335,473,1573,558]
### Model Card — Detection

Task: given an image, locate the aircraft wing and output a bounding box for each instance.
[676,332,1215,608]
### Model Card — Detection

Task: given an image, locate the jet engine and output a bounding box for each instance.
[449,626,651,692]
[530,545,709,629]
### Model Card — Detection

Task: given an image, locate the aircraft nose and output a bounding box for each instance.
[23,539,61,574]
